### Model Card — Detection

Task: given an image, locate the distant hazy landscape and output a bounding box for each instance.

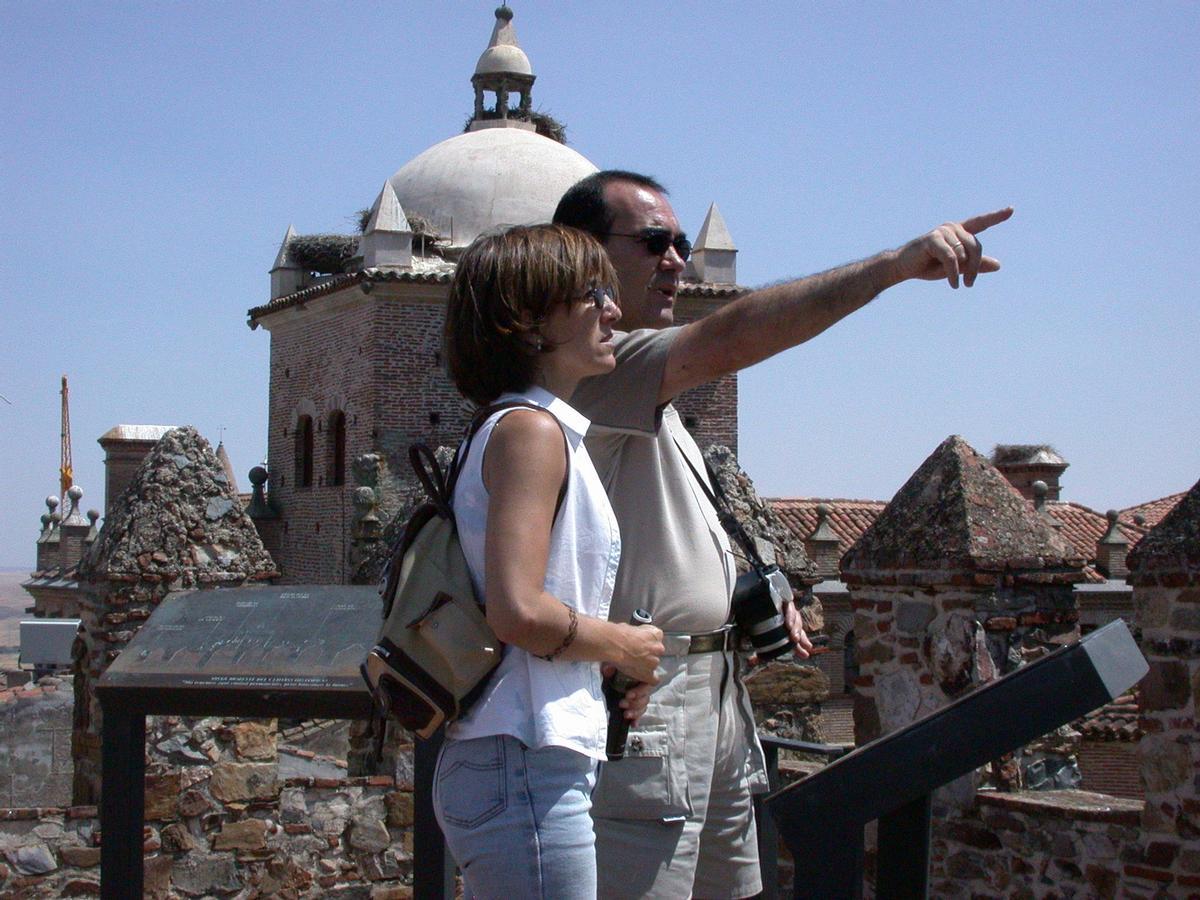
[0,568,33,670]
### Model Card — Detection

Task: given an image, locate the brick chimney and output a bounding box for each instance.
[991,444,1069,501]
[97,424,177,520]
[1095,509,1131,579]
[804,504,841,579]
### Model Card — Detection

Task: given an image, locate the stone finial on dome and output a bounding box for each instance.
[246,464,276,519]
[470,5,536,132]
[359,181,413,270]
[688,203,738,285]
[270,225,311,300]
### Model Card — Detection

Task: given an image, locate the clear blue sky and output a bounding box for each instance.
[2,1,1197,567]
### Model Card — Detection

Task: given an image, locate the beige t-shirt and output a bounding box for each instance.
[571,328,736,633]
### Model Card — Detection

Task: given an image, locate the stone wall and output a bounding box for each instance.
[1123,477,1200,893]
[843,437,1086,793]
[924,790,1142,898]
[0,716,418,898]
[0,677,72,809]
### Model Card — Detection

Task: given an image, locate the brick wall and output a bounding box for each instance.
[264,283,743,583]
[266,293,379,584]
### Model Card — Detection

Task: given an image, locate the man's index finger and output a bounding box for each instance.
[961,207,1014,235]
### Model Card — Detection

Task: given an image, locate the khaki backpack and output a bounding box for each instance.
[361,402,567,738]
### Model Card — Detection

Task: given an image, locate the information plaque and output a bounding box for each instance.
[99,584,381,720]
[97,584,390,898]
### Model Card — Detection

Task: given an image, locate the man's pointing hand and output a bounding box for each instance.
[894,207,1014,289]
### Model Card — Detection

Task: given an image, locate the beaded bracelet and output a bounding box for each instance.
[538,605,578,661]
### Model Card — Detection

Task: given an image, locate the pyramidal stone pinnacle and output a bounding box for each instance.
[842,435,1083,575]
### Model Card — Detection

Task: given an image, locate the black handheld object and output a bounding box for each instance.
[731,564,794,663]
[604,608,653,761]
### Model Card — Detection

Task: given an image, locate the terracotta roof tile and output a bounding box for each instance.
[1077,693,1141,741]
[249,267,742,324]
[1044,501,1148,562]
[1120,492,1186,529]
[768,498,888,555]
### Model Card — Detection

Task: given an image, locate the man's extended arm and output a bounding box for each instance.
[659,208,1013,404]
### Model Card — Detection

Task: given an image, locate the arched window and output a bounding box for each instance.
[327,410,346,486]
[294,415,314,488]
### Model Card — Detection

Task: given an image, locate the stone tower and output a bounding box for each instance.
[248,6,744,583]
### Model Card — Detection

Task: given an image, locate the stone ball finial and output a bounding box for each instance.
[87,509,100,525]
[354,486,377,512]
[1106,509,1119,524]
[496,4,513,21]
[816,503,831,520]
[1032,480,1048,508]
[40,513,51,529]
[46,495,60,512]
[1134,514,1146,526]
[68,485,84,501]
[248,465,268,487]
[50,512,62,525]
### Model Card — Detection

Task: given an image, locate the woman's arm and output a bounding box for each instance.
[482,409,663,685]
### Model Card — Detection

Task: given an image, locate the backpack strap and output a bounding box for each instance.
[441,401,571,517]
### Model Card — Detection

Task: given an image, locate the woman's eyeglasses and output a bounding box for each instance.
[582,286,616,311]
[603,228,692,261]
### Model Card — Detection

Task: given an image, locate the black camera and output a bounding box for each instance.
[731,564,793,662]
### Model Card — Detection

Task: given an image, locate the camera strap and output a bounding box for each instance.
[670,427,769,572]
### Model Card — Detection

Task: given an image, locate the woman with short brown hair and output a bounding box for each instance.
[435,224,663,899]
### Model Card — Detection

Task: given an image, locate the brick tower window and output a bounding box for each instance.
[328,410,346,486]
[295,415,314,488]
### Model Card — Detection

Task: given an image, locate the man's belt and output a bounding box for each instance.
[662,625,736,655]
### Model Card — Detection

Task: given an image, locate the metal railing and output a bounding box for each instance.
[414,620,1147,899]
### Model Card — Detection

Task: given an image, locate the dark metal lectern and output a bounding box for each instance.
[95,585,454,899]
[766,619,1148,899]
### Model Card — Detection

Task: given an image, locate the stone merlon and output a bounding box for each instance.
[1127,475,1200,583]
[80,426,277,582]
[842,435,1087,580]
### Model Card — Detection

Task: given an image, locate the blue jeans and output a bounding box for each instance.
[433,734,599,900]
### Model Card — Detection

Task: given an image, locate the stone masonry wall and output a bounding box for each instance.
[924,790,1142,898]
[0,677,72,809]
[0,716,418,899]
[1123,477,1200,894]
[73,428,279,803]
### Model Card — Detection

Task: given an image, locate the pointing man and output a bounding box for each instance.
[556,170,1010,898]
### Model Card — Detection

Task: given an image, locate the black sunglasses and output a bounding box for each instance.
[604,228,691,261]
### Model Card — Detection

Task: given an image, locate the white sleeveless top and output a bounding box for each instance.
[448,386,621,760]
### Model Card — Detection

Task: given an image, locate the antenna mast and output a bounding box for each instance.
[60,375,74,497]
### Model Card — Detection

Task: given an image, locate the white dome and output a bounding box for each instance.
[389,128,597,249]
[476,43,531,76]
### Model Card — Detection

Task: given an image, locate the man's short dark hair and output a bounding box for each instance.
[552,170,668,238]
